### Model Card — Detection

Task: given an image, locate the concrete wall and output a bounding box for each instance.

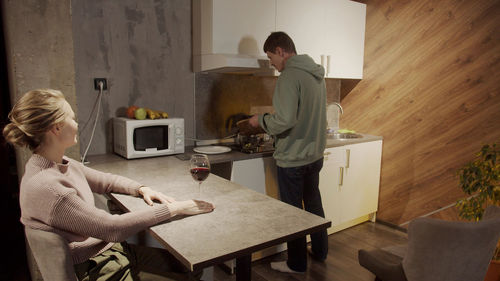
[71,0,195,156]
[2,0,79,174]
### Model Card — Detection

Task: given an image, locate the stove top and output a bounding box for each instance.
[236,133,274,154]
[239,143,275,154]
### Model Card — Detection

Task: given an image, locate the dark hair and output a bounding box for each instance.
[263,31,297,54]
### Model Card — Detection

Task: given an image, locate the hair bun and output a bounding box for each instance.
[3,89,67,151]
[3,123,28,147]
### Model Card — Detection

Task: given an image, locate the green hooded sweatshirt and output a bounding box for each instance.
[258,54,327,168]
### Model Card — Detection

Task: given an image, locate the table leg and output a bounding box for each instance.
[235,254,251,281]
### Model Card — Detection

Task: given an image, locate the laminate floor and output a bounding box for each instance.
[9,221,407,281]
[213,221,408,281]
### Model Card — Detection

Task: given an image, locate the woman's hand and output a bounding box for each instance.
[168,200,215,216]
[138,186,175,205]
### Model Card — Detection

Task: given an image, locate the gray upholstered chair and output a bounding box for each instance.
[25,227,77,281]
[358,205,500,281]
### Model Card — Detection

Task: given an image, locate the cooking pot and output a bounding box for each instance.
[224,113,272,152]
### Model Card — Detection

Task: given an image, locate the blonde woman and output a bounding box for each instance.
[3,89,214,280]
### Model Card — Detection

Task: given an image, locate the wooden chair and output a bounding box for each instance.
[358,205,500,281]
[25,227,77,281]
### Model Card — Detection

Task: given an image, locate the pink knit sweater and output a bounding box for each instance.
[20,154,172,264]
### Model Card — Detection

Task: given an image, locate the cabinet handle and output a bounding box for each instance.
[345,149,350,168]
[327,55,331,76]
[339,166,344,186]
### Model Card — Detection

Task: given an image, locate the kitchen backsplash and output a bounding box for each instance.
[195,73,341,139]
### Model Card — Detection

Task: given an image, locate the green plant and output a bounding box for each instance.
[456,143,500,221]
[456,143,499,260]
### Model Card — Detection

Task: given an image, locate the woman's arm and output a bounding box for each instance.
[50,190,214,242]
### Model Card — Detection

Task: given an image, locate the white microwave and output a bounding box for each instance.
[113,117,184,159]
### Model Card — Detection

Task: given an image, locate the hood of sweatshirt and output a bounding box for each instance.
[285,54,325,80]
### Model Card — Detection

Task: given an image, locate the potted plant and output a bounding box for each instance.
[455,143,499,281]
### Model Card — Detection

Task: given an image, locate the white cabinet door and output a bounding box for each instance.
[231,158,267,194]
[340,140,382,223]
[195,0,275,57]
[319,147,344,234]
[275,0,325,64]
[230,157,279,197]
[276,0,366,78]
[319,140,382,235]
[322,0,366,78]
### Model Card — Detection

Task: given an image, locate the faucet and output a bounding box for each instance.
[332,102,343,115]
[327,102,343,134]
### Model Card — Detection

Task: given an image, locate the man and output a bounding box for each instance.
[248,31,328,273]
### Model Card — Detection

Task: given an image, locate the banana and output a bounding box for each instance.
[145,108,168,119]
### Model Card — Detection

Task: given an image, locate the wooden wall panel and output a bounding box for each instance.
[341,0,500,225]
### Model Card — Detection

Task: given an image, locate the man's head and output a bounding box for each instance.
[263,32,297,72]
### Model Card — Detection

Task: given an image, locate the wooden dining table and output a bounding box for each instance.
[88,154,331,281]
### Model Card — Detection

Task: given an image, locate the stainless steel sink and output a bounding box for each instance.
[327,133,363,139]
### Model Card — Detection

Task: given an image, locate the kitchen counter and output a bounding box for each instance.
[178,146,274,164]
[326,133,383,148]
[176,133,382,164]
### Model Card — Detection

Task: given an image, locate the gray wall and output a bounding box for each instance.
[2,0,79,174]
[72,0,195,156]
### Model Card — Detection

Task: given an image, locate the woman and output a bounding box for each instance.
[3,89,214,280]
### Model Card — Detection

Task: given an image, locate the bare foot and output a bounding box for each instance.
[270,261,305,273]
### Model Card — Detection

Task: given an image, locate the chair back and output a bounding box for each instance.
[25,227,77,281]
[402,207,500,281]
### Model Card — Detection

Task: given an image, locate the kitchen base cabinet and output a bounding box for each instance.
[319,140,382,235]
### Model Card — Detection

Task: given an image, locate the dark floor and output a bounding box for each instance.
[8,221,407,281]
[213,221,408,281]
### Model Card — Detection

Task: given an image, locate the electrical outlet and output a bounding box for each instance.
[93,78,108,90]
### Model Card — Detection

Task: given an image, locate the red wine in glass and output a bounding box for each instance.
[190,154,210,196]
[190,167,210,182]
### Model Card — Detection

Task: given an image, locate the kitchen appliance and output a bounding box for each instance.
[236,133,274,154]
[223,114,274,154]
[113,117,184,159]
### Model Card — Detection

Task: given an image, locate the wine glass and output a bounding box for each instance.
[190,154,210,197]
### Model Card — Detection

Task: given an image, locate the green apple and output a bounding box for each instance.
[134,107,147,120]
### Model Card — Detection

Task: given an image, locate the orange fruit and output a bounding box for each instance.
[126,105,139,118]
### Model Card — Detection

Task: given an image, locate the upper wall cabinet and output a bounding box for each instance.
[192,0,275,73]
[193,0,366,78]
[324,0,366,78]
[276,0,366,78]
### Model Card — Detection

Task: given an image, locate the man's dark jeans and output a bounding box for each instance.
[277,157,328,272]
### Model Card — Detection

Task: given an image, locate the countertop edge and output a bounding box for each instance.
[326,134,383,148]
